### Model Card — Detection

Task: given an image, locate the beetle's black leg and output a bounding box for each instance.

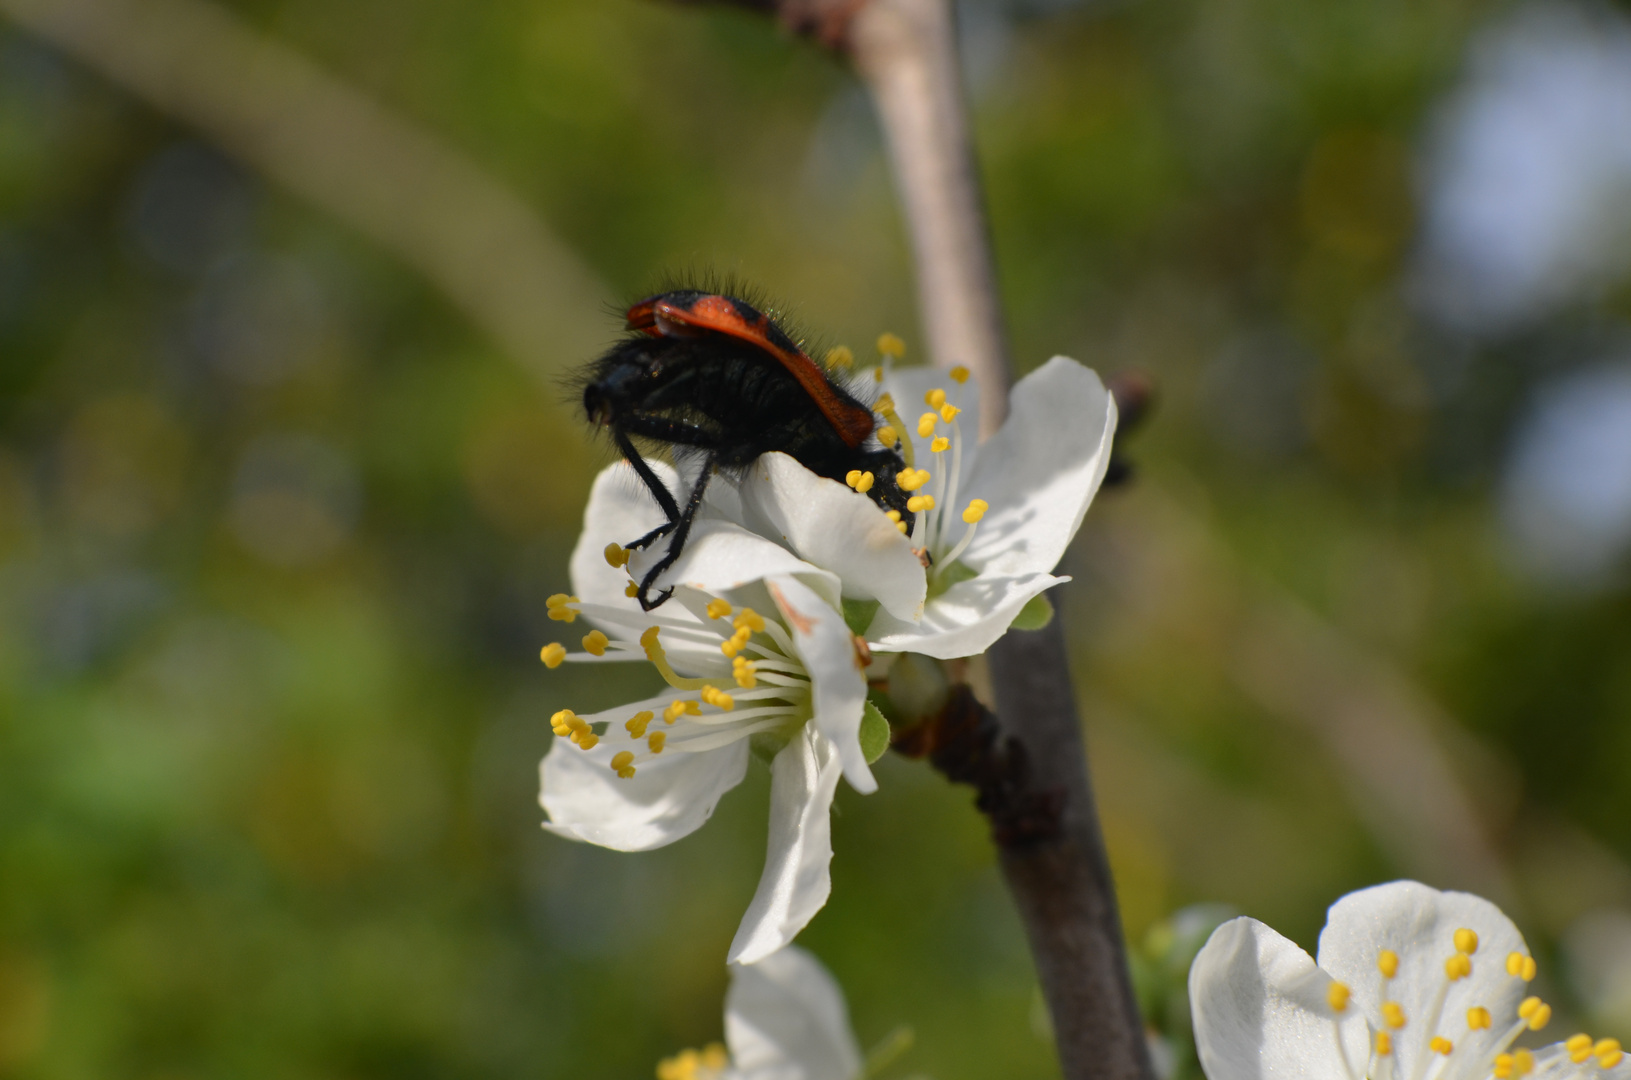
[613,430,681,541]
[636,457,716,611]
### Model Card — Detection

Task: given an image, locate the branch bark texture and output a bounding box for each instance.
[840,1,1154,1076]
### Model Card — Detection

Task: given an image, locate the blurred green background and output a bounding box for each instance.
[4,0,1631,1076]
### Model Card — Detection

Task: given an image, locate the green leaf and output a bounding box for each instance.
[859,701,891,764]
[1011,593,1054,631]
[841,597,881,636]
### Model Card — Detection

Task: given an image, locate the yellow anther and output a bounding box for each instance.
[1327,982,1351,1012]
[540,643,567,668]
[897,468,931,492]
[1600,1048,1625,1069]
[641,625,661,656]
[940,403,961,422]
[1430,1037,1453,1056]
[1467,1006,1492,1030]
[1445,954,1472,980]
[875,393,896,413]
[546,593,576,608]
[846,470,862,488]
[734,609,765,633]
[1568,1034,1594,1063]
[1455,928,1480,955]
[604,543,630,569]
[626,711,654,738]
[700,686,735,711]
[925,388,947,409]
[1376,1032,1393,1057]
[877,425,898,448]
[873,366,884,382]
[1527,1002,1552,1031]
[917,412,938,438]
[583,630,609,656]
[1514,1049,1535,1076]
[546,593,580,622]
[610,751,636,779]
[930,436,949,453]
[663,700,688,723]
[907,494,936,513]
[720,638,740,659]
[962,498,988,524]
[877,332,905,358]
[886,509,902,522]
[1506,952,1536,981]
[1518,997,1541,1019]
[550,709,576,736]
[1378,949,1399,978]
[702,1043,727,1069]
[625,582,639,597]
[573,730,598,750]
[706,598,732,619]
[896,521,908,534]
[1494,1053,1515,1078]
[1382,1002,1407,1029]
[647,731,666,754]
[825,345,854,369]
[1596,1039,1622,1063]
[732,656,757,688]
[949,365,970,384]
[854,471,874,493]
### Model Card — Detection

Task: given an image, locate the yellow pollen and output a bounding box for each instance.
[1468,1006,1492,1030]
[855,471,874,493]
[626,582,639,597]
[917,412,938,438]
[877,332,905,358]
[1327,982,1351,1012]
[604,543,630,569]
[706,598,732,619]
[1568,1034,1594,1063]
[550,709,576,736]
[1506,952,1537,981]
[1378,949,1399,978]
[625,711,654,738]
[1598,1040,1624,1068]
[1376,1032,1393,1056]
[647,731,666,754]
[886,510,902,522]
[1445,954,1472,980]
[931,436,949,453]
[925,388,947,408]
[1455,928,1479,955]
[583,630,609,656]
[963,498,988,523]
[1431,1037,1453,1056]
[1382,1002,1406,1029]
[940,403,961,422]
[610,751,635,779]
[949,365,970,384]
[877,424,898,448]
[540,643,567,668]
[546,594,580,622]
[825,345,854,369]
[700,686,735,711]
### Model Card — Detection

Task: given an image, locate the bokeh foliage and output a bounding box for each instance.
[1,0,1629,1077]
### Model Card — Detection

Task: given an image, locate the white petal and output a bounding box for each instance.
[539,691,749,852]
[1316,880,1528,1078]
[959,357,1116,577]
[626,518,845,613]
[570,460,680,609]
[727,727,843,965]
[726,945,864,1080]
[881,366,982,444]
[864,571,1065,660]
[738,453,926,622]
[765,574,874,794]
[1190,917,1372,1080]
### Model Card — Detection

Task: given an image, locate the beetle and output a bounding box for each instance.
[581,289,912,609]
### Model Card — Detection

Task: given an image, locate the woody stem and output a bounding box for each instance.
[845,2,1153,1078]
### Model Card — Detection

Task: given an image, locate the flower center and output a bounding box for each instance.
[656,1042,728,1080]
[540,589,815,779]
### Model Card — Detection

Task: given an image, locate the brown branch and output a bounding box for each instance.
[0,0,611,382]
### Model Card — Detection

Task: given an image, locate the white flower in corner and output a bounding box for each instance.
[723,356,1116,660]
[1189,879,1630,1080]
[656,945,864,1080]
[538,462,885,964]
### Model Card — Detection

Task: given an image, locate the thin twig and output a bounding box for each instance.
[0,0,610,381]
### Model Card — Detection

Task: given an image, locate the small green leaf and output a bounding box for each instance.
[859,701,891,764]
[926,560,978,600]
[1011,594,1054,631]
[841,597,880,636]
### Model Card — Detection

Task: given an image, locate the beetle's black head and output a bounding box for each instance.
[582,337,667,427]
